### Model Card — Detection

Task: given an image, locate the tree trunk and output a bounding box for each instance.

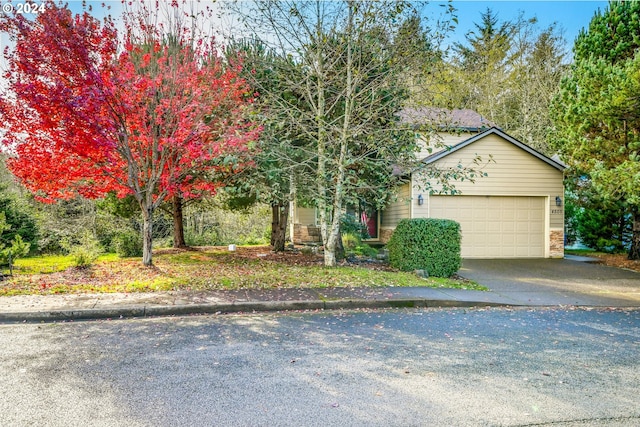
[271,202,289,252]
[172,194,187,248]
[629,206,640,260]
[335,228,344,261]
[324,216,342,267]
[141,204,154,266]
[324,242,335,266]
[323,3,353,267]
[270,205,277,247]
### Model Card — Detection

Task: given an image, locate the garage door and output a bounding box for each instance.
[429,196,545,258]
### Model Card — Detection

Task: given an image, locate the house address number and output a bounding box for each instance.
[551,209,562,215]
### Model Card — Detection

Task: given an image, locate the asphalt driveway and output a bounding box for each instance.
[458,257,640,307]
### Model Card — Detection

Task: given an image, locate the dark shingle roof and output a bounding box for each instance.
[399,107,497,130]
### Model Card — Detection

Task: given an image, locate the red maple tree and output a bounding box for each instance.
[0,2,259,265]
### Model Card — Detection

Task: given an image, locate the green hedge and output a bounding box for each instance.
[387,218,461,277]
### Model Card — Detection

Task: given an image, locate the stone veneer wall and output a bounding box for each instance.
[549,228,564,258]
[293,224,322,245]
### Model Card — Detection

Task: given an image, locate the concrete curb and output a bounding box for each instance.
[0,298,517,323]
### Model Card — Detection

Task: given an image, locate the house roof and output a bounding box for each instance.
[424,127,567,172]
[399,107,497,131]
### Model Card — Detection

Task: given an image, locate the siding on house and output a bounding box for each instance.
[381,183,411,229]
[415,132,564,230]
[439,132,478,148]
[292,205,322,245]
[294,206,316,226]
[412,180,430,219]
[379,183,412,242]
[416,132,477,159]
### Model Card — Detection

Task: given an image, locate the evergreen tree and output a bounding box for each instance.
[441,9,566,153]
[450,8,513,124]
[551,0,640,259]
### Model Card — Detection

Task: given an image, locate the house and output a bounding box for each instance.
[292,108,566,259]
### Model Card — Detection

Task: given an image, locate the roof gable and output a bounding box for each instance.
[423,127,566,172]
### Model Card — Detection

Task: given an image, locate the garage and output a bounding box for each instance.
[429,195,546,258]
[342,119,567,258]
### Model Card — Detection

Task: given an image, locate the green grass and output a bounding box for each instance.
[564,249,596,256]
[12,253,119,274]
[0,247,486,296]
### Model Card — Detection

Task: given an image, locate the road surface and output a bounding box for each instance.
[1,307,639,426]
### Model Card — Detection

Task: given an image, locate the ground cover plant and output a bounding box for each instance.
[0,246,485,296]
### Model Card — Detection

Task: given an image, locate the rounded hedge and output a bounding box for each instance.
[387,218,461,277]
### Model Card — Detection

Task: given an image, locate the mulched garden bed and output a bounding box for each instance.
[582,252,640,273]
[192,245,397,271]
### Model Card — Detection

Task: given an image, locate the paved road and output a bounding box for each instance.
[1,307,639,426]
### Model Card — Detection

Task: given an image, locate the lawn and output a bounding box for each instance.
[0,246,485,296]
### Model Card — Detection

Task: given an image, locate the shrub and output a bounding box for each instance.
[386,218,461,277]
[0,192,39,253]
[61,232,102,268]
[575,205,630,253]
[96,210,139,252]
[356,243,378,257]
[0,234,31,275]
[182,201,270,246]
[340,213,369,240]
[112,230,143,257]
[342,232,361,251]
[342,233,378,258]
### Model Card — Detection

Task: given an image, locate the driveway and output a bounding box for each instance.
[459,257,640,307]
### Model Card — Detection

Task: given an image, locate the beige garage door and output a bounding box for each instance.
[429,196,545,258]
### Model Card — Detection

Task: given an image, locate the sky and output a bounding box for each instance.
[0,1,610,50]
[0,0,610,80]
[438,0,608,49]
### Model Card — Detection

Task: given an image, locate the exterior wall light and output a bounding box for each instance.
[417,194,424,206]
[555,196,562,207]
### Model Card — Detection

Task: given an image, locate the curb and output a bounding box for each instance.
[0,298,515,323]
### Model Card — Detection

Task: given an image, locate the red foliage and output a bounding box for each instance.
[0,1,259,205]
